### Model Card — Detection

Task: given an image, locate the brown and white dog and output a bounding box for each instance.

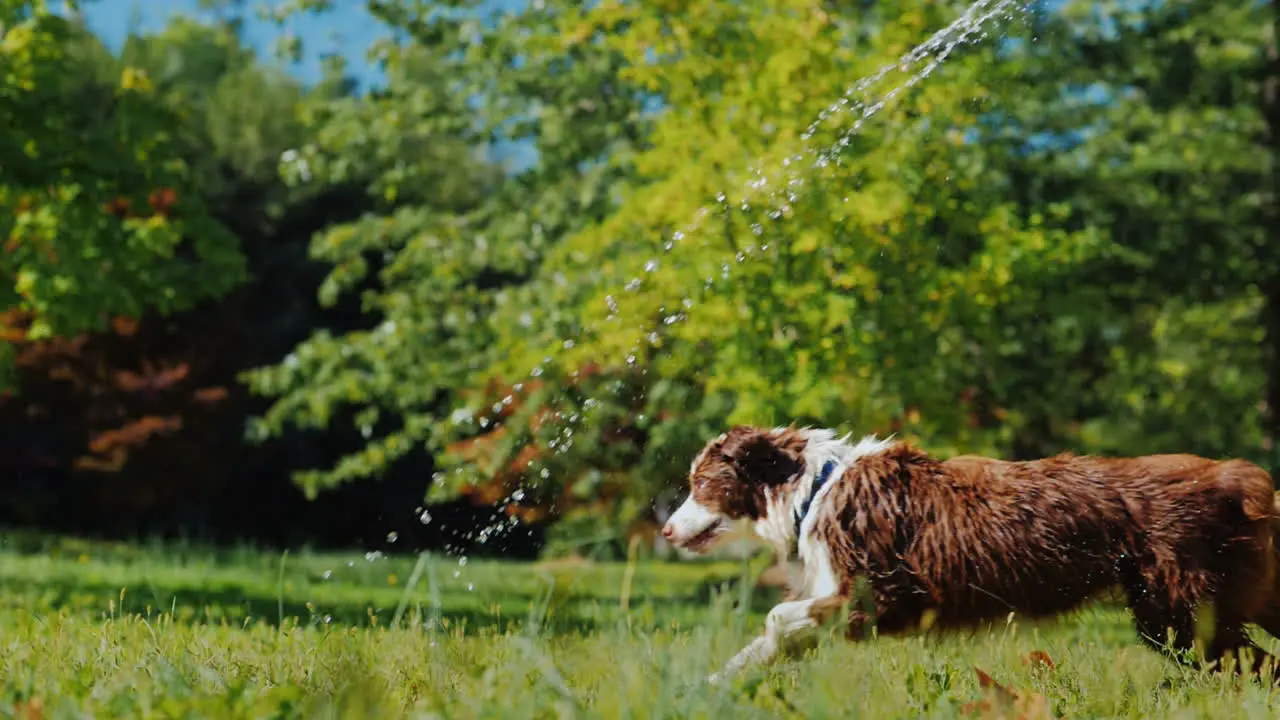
[661,425,1280,683]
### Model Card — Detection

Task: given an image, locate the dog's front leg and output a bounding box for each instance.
[709,595,846,684]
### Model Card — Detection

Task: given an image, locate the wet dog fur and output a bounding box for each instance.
[661,425,1280,683]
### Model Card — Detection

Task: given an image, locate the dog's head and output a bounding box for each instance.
[661,425,806,553]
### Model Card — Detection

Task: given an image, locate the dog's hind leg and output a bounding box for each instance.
[1119,548,1198,666]
[1209,540,1280,679]
[1247,608,1280,683]
[1127,592,1197,665]
[1207,491,1280,681]
[1206,607,1277,679]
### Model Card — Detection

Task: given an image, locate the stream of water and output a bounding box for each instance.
[357,0,1030,603]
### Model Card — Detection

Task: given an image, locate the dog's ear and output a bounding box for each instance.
[720,426,802,487]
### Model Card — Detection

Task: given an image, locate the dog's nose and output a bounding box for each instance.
[661,523,674,539]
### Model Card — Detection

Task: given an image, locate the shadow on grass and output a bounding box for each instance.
[0,570,779,634]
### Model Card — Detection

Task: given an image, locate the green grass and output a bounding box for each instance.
[3,533,1280,718]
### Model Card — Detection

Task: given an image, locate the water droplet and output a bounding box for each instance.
[386,531,399,543]
[419,509,433,525]
[512,489,525,501]
[322,570,332,580]
[459,556,468,567]
[350,6,1024,552]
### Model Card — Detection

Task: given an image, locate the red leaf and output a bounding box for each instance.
[147,188,177,216]
[104,197,132,219]
[192,386,229,405]
[87,415,183,455]
[111,316,139,337]
[1023,650,1056,671]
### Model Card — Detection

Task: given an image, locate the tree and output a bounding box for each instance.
[437,0,1124,553]
[243,0,652,547]
[251,0,1280,558]
[0,1,244,385]
[249,0,1112,555]
[0,8,401,546]
[960,0,1278,462]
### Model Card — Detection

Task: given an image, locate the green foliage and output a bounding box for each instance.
[0,7,347,524]
[4,534,1280,718]
[247,0,1280,549]
[249,0,1101,535]
[0,1,245,371]
[243,0,650,501]
[983,0,1280,459]
[118,15,308,194]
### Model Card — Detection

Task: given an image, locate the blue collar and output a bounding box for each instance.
[794,459,838,540]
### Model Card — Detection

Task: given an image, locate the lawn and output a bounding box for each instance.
[2,533,1280,718]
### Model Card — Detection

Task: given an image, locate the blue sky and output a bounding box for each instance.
[80,0,523,88]
[81,0,388,87]
[79,0,536,166]
[76,1,1080,168]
